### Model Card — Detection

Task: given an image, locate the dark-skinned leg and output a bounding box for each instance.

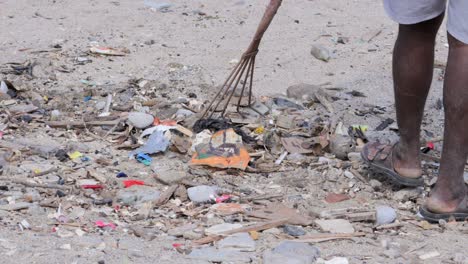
[426,33,468,213]
[392,13,444,178]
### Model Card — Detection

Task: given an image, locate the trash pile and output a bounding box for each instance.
[0,50,467,263]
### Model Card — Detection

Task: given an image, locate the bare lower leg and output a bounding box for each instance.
[426,34,468,213]
[392,14,444,178]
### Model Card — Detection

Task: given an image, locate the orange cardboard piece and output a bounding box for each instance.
[191,128,250,170]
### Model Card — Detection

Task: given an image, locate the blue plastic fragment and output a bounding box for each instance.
[84,96,92,102]
[81,156,90,162]
[136,153,152,166]
[116,172,128,178]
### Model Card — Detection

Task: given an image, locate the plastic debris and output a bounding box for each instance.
[191,128,250,170]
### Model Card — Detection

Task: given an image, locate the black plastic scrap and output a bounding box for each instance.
[193,118,256,143]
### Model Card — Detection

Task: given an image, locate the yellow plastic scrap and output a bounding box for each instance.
[254,126,265,134]
[249,231,259,240]
[68,151,83,160]
[33,169,41,174]
[352,125,368,132]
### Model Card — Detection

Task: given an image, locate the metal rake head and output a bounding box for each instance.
[201,0,282,120]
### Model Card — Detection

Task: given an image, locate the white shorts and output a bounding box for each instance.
[383,0,468,44]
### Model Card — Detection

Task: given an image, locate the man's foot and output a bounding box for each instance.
[420,186,468,222]
[392,143,422,178]
[361,141,423,187]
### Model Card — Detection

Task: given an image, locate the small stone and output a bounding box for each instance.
[283,225,306,237]
[330,135,355,160]
[263,241,320,264]
[453,253,468,264]
[153,167,188,185]
[419,251,440,260]
[369,179,383,191]
[310,44,331,62]
[286,83,320,101]
[317,257,349,264]
[263,228,281,235]
[95,101,106,110]
[393,188,422,202]
[116,185,160,206]
[347,152,362,162]
[168,224,196,237]
[218,232,256,252]
[127,112,154,129]
[315,219,355,234]
[375,205,397,226]
[187,185,218,203]
[205,223,242,236]
[183,230,203,240]
[59,244,71,250]
[188,247,252,262]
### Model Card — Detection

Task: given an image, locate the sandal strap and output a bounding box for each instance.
[367,142,395,161]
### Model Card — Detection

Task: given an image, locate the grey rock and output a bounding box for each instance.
[175,108,194,119]
[369,179,383,191]
[375,205,397,226]
[218,233,256,252]
[187,247,252,263]
[286,83,320,101]
[453,253,468,264]
[347,152,362,162]
[0,202,31,211]
[183,230,203,240]
[95,101,106,111]
[153,165,188,185]
[329,134,355,160]
[205,223,242,236]
[127,112,154,129]
[283,225,306,237]
[393,188,422,202]
[263,241,320,264]
[310,45,331,62]
[168,223,196,237]
[116,185,160,206]
[187,185,218,203]
[315,219,355,234]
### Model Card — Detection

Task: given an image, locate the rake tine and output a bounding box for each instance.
[248,56,256,107]
[236,57,255,113]
[202,59,243,119]
[220,58,251,117]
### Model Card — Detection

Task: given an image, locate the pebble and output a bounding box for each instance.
[310,44,331,62]
[330,135,355,160]
[317,257,349,264]
[116,185,160,206]
[187,185,218,203]
[188,247,252,263]
[347,152,362,162]
[375,205,397,226]
[127,112,154,129]
[263,241,320,264]
[392,188,422,202]
[283,225,306,237]
[182,230,203,240]
[95,101,106,111]
[205,223,242,235]
[315,219,355,234]
[369,179,383,191]
[286,83,320,101]
[168,223,196,237]
[419,251,440,260]
[218,232,256,252]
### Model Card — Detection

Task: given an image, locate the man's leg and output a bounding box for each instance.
[425,34,468,213]
[392,14,444,178]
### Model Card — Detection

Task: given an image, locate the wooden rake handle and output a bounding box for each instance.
[244,0,283,56]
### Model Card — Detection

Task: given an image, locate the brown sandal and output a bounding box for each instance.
[420,195,468,222]
[361,141,424,187]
